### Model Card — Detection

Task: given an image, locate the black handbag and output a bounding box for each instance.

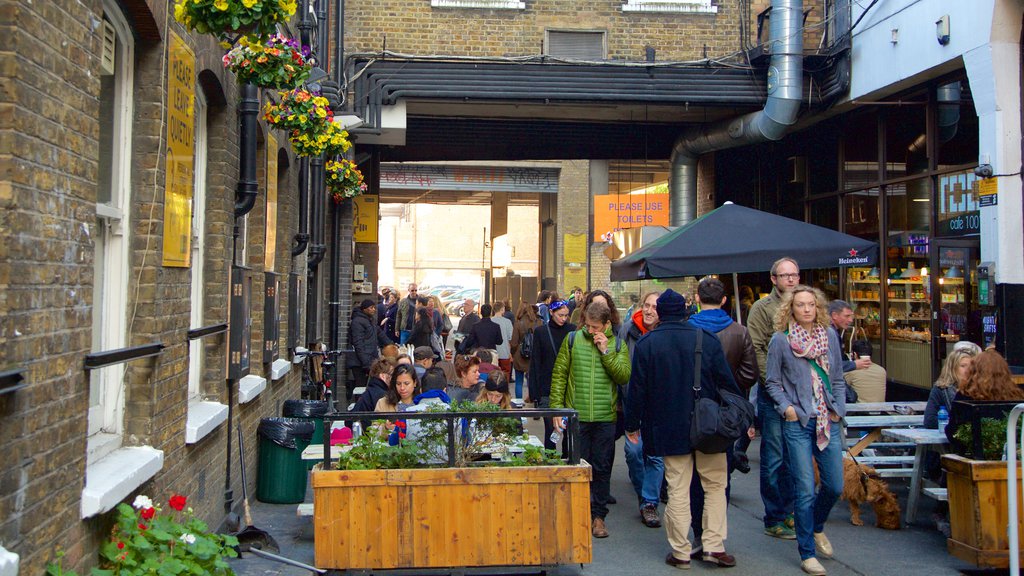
[689,330,756,454]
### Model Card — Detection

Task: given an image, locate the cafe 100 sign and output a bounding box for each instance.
[939,210,981,237]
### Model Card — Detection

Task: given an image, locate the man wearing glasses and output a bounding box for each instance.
[747,257,800,540]
[396,283,419,345]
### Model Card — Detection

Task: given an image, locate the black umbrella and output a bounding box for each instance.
[610,202,878,281]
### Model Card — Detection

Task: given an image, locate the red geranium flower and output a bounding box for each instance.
[117,541,125,550]
[138,523,148,530]
[398,431,406,439]
[169,494,187,511]
[140,507,156,520]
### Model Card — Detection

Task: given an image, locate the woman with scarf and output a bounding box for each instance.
[528,298,576,449]
[765,285,846,576]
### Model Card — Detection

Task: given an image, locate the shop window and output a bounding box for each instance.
[841,112,879,190]
[89,6,133,450]
[842,189,881,347]
[886,178,931,234]
[936,170,981,238]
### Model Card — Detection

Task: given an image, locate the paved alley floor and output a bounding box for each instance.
[229,426,971,576]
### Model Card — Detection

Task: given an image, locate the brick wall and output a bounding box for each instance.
[0,0,306,571]
[555,161,589,298]
[346,0,745,61]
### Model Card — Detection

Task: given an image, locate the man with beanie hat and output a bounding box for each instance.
[348,298,393,390]
[625,289,742,569]
[413,346,435,378]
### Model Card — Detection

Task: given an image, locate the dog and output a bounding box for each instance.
[842,458,901,530]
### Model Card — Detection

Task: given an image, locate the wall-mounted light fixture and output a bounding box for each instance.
[891,28,899,44]
[936,15,950,45]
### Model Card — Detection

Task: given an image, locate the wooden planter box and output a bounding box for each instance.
[942,453,1024,568]
[312,464,592,570]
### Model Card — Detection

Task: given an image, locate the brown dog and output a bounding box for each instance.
[842,458,901,530]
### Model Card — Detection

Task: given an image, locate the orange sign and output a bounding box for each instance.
[593,194,669,241]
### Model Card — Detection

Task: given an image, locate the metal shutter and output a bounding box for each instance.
[546,31,606,60]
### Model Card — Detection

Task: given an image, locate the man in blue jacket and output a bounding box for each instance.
[624,289,741,570]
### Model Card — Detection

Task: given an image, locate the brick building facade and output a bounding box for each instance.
[0,0,313,572]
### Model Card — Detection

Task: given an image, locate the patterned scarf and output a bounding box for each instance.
[788,322,832,450]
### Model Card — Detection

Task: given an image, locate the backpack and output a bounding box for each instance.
[520,328,534,359]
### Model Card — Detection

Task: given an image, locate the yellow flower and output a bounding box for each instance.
[242,0,257,7]
[173,2,185,22]
[213,0,228,11]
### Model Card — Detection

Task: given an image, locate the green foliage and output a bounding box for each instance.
[46,549,78,576]
[953,416,1009,460]
[95,495,238,575]
[336,432,427,470]
[499,444,564,467]
[223,35,311,90]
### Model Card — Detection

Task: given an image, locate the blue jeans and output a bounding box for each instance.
[783,418,843,560]
[399,330,411,345]
[758,387,794,528]
[514,369,525,399]
[624,435,665,508]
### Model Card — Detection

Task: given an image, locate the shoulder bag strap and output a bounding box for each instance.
[693,328,703,397]
[546,325,558,355]
[805,358,833,395]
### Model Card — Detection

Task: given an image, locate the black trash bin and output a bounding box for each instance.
[256,417,315,504]
[282,399,329,445]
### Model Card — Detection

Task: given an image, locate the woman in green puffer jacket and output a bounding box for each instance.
[550,301,631,539]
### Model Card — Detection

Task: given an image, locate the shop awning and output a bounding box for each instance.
[610,202,879,281]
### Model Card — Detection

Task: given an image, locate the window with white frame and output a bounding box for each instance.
[622,0,718,14]
[430,0,525,8]
[187,90,208,400]
[89,4,133,455]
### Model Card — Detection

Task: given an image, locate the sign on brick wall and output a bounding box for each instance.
[592,193,669,242]
[354,194,379,243]
[162,31,195,267]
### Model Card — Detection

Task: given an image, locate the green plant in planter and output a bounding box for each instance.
[336,432,426,471]
[174,0,297,42]
[952,416,1009,460]
[222,34,311,89]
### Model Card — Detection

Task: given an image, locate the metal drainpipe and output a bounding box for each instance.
[291,159,309,256]
[326,0,348,409]
[668,0,804,226]
[306,157,324,344]
[234,83,259,219]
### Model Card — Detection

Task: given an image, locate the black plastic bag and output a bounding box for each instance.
[257,417,315,449]
[282,399,329,418]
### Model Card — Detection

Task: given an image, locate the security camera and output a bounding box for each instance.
[975,164,994,178]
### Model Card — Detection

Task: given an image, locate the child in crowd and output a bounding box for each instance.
[477,370,512,409]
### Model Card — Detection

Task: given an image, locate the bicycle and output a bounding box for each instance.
[294,345,348,409]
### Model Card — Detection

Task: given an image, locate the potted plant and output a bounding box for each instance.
[942,402,1024,569]
[325,159,365,203]
[312,403,592,571]
[262,89,341,157]
[222,35,311,89]
[173,0,297,42]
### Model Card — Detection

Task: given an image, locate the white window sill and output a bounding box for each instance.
[81,446,164,518]
[271,359,291,381]
[238,374,267,403]
[622,1,717,13]
[431,0,525,8]
[0,546,18,576]
[185,400,229,444]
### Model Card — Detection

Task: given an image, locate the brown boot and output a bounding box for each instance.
[592,517,609,538]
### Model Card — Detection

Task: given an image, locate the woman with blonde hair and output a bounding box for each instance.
[764,285,846,576]
[946,349,1024,449]
[923,346,980,430]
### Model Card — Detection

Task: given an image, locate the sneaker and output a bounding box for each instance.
[665,553,691,570]
[801,557,827,575]
[592,517,609,538]
[701,551,737,568]
[733,452,751,474]
[763,523,796,539]
[813,532,833,558]
[784,514,796,530]
[640,504,661,528]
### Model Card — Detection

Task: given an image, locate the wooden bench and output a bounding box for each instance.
[297,503,314,517]
[845,455,915,467]
[922,487,948,501]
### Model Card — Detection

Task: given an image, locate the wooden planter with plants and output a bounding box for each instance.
[311,406,592,571]
[942,399,1024,568]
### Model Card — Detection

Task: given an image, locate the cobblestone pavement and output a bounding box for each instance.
[230,423,970,576]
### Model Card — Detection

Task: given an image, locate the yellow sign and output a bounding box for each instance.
[564,233,588,264]
[563,266,587,294]
[162,31,195,267]
[978,178,998,196]
[592,193,670,242]
[265,133,278,271]
[353,194,379,243]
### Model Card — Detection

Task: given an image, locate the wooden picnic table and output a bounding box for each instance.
[844,414,925,457]
[882,427,949,525]
[845,401,927,414]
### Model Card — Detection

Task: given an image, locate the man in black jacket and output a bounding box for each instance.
[625,289,741,570]
[460,303,502,353]
[348,299,392,390]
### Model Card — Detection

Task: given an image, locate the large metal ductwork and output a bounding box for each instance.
[668,0,804,226]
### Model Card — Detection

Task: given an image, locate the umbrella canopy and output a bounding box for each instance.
[610,202,878,281]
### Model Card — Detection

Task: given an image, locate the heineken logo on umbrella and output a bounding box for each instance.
[838,248,869,265]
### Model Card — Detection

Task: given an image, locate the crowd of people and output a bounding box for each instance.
[345,261,1020,575]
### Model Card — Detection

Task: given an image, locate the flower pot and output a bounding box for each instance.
[942,453,1024,568]
[311,463,592,570]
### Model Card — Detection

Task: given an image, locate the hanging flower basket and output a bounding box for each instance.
[326,159,367,202]
[223,34,311,89]
[174,0,297,42]
[263,88,344,157]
